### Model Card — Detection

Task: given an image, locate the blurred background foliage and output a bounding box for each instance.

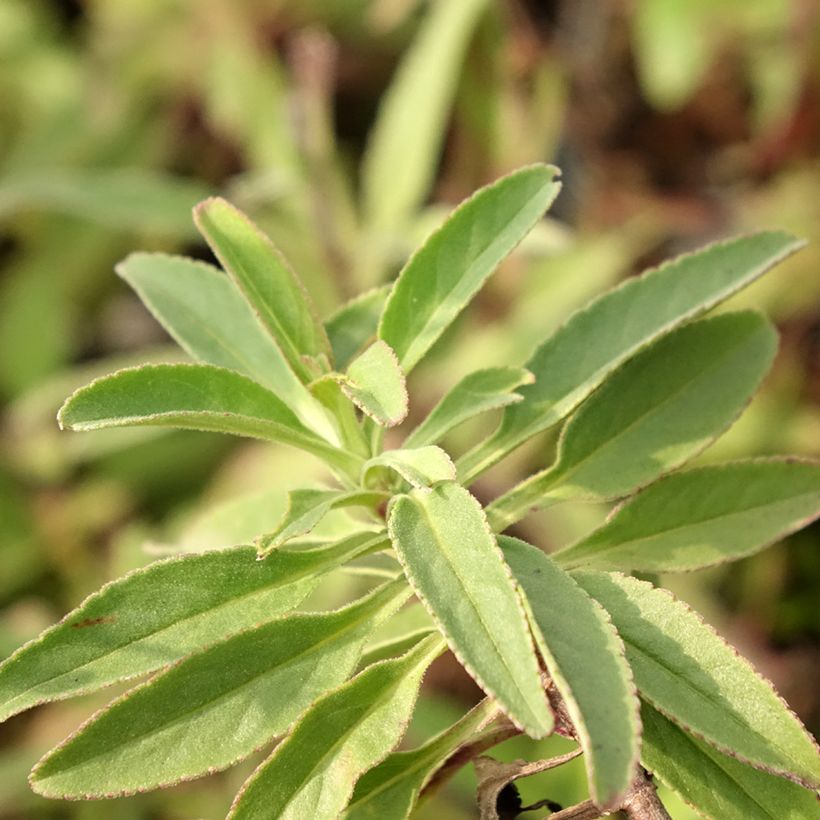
[0,1,818,817]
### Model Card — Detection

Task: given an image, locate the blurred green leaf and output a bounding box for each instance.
[325,285,392,370]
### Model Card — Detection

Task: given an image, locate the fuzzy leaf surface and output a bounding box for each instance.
[388,482,552,737]
[30,580,408,798]
[404,367,533,448]
[641,703,819,820]
[460,231,804,481]
[325,286,391,370]
[502,537,639,808]
[116,253,332,438]
[363,446,456,490]
[0,535,385,722]
[556,460,820,572]
[345,698,499,819]
[341,341,408,427]
[575,572,820,788]
[229,634,445,820]
[58,364,359,473]
[488,312,777,530]
[194,197,330,381]
[378,164,562,373]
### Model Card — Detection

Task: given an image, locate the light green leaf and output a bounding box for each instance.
[29,580,409,798]
[228,634,446,820]
[404,367,534,448]
[58,364,361,475]
[641,703,820,820]
[487,312,777,530]
[460,231,804,482]
[116,253,334,440]
[342,341,408,427]
[193,197,331,382]
[361,0,489,249]
[574,572,820,788]
[388,482,552,737]
[256,488,386,555]
[0,533,385,723]
[358,628,436,670]
[325,286,391,370]
[555,459,820,573]
[502,537,639,809]
[345,698,499,819]
[378,164,562,373]
[363,446,456,490]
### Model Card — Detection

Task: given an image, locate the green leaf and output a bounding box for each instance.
[361,0,490,249]
[345,698,499,819]
[325,286,391,370]
[193,197,331,382]
[116,253,335,440]
[555,459,820,573]
[341,341,408,427]
[641,703,820,820]
[358,628,436,670]
[0,533,385,723]
[228,634,446,820]
[574,572,820,788]
[363,446,456,490]
[58,364,362,475]
[460,231,804,482]
[404,367,534,448]
[256,488,386,555]
[487,312,778,530]
[378,164,562,373]
[388,482,552,737]
[29,580,409,798]
[502,537,639,809]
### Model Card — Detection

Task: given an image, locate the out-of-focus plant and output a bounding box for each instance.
[0,166,818,819]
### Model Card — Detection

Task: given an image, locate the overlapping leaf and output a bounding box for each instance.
[575,572,820,788]
[502,537,639,808]
[229,634,446,819]
[324,285,391,370]
[378,164,562,373]
[388,482,552,737]
[0,533,386,722]
[363,446,456,490]
[30,580,409,798]
[341,341,408,427]
[459,231,804,481]
[487,312,777,530]
[556,460,820,572]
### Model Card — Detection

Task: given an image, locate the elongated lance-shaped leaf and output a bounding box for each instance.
[378,164,562,373]
[325,285,391,370]
[363,446,456,490]
[357,629,436,671]
[574,572,820,789]
[640,704,820,820]
[256,488,386,555]
[341,340,408,427]
[228,633,446,820]
[361,0,489,264]
[29,579,411,798]
[58,363,362,476]
[0,532,386,723]
[502,537,640,809]
[459,231,804,482]
[193,197,331,382]
[116,253,336,441]
[404,367,534,448]
[555,459,820,573]
[487,312,778,531]
[388,482,552,737]
[345,698,499,819]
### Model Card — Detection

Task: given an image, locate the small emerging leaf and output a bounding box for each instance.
[556,459,820,572]
[229,634,445,820]
[404,366,533,448]
[363,446,456,489]
[342,340,408,427]
[388,482,552,737]
[575,571,820,789]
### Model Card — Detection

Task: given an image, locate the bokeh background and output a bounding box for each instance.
[1,1,819,817]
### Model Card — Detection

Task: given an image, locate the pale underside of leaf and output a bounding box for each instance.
[363,446,456,490]
[341,340,408,427]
